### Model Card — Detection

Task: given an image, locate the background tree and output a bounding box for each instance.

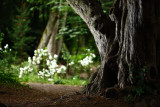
[37,0,60,50]
[66,0,160,95]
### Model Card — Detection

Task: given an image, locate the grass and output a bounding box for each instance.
[19,74,88,86]
[0,63,88,87]
[59,78,88,86]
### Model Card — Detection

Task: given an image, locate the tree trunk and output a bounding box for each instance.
[56,9,68,56]
[47,16,60,56]
[66,0,160,95]
[38,10,59,49]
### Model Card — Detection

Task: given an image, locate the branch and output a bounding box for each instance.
[66,0,115,58]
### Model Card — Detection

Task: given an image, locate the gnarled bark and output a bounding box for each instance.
[66,0,160,95]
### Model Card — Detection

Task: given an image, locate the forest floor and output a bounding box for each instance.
[0,83,159,107]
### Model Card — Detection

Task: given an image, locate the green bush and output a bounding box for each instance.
[0,71,20,86]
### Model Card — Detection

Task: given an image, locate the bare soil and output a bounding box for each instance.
[0,83,159,107]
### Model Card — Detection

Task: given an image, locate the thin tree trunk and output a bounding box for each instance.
[66,0,160,95]
[38,10,59,49]
[56,9,68,56]
[47,17,60,56]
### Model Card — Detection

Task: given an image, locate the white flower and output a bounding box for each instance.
[46,60,50,66]
[33,56,36,61]
[20,48,67,80]
[57,68,61,73]
[28,68,33,72]
[32,61,36,65]
[50,69,56,75]
[38,54,42,58]
[23,66,28,71]
[9,49,12,51]
[49,55,52,60]
[4,44,8,49]
[38,71,44,75]
[28,57,32,62]
[45,69,49,73]
[34,50,37,56]
[40,49,43,52]
[19,74,22,78]
[50,70,55,75]
[45,74,51,77]
[87,49,90,51]
[54,54,58,59]
[0,48,2,51]
[44,53,48,56]
[37,49,41,53]
[20,68,23,71]
[48,78,53,81]
[90,53,96,58]
[79,56,93,66]
[61,65,66,70]
[19,69,23,78]
[37,59,40,64]
[69,61,74,66]
[43,49,48,53]
[34,50,37,53]
[50,60,58,68]
[56,65,66,73]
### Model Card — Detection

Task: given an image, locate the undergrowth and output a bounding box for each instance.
[0,71,22,88]
[20,74,88,86]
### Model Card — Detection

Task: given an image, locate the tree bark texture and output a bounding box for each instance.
[47,16,60,56]
[56,9,68,56]
[38,10,59,49]
[66,0,160,94]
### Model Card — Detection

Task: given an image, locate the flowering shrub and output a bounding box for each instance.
[61,48,96,75]
[78,52,96,66]
[0,44,12,62]
[19,48,66,81]
[0,44,12,53]
[0,43,19,77]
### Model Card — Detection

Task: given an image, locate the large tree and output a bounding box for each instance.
[66,0,160,95]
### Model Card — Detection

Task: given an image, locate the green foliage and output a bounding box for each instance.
[18,48,91,86]
[57,26,88,39]
[0,32,4,48]
[0,71,21,86]
[123,65,153,102]
[27,0,69,13]
[100,0,114,14]
[131,66,152,96]
[19,73,88,86]
[0,43,16,72]
[8,5,36,59]
[123,66,153,102]
[0,0,102,87]
[61,48,96,76]
[0,34,21,87]
[123,94,134,102]
[62,75,88,86]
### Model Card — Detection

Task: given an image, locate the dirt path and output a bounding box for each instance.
[28,83,83,97]
[0,83,82,107]
[0,83,132,107]
[0,83,158,107]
